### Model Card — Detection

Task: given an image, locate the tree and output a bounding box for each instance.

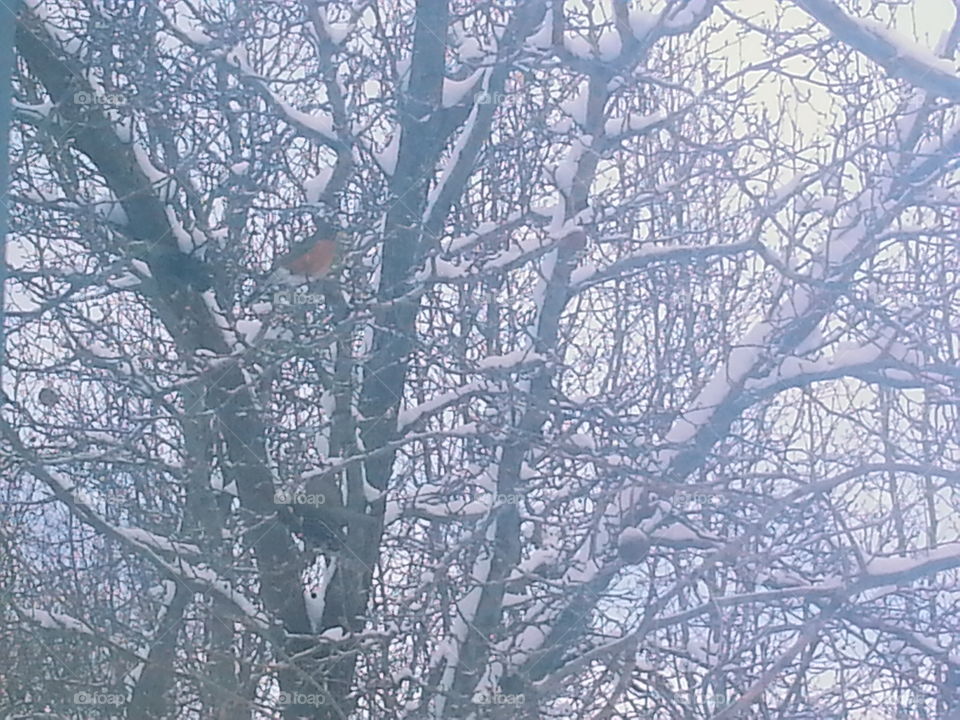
[2,0,959,717]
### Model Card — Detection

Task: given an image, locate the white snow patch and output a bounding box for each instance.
[304,168,333,203]
[555,138,588,194]
[561,82,590,126]
[442,70,484,108]
[597,29,622,61]
[376,129,402,176]
[604,110,666,138]
[563,34,593,60]
[322,12,352,45]
[629,9,658,40]
[457,37,486,61]
[860,18,957,74]
[477,349,543,370]
[528,13,554,49]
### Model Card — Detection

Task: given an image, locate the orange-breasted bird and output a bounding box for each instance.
[266,231,343,287]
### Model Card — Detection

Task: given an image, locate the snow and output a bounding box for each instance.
[165,560,264,625]
[799,1,960,103]
[457,37,485,61]
[442,70,484,108]
[629,9,658,40]
[566,556,601,584]
[423,108,479,223]
[12,98,54,117]
[568,432,595,450]
[649,521,723,549]
[656,200,880,456]
[272,94,336,142]
[417,229,553,283]
[569,260,597,285]
[477,349,543,370]
[486,235,551,270]
[555,138,588,195]
[230,161,249,176]
[859,19,956,75]
[235,319,262,344]
[445,219,502,253]
[561,83,590,126]
[665,0,712,31]
[163,207,198,253]
[304,168,333,203]
[114,527,202,557]
[597,29,622,61]
[108,273,141,289]
[131,143,168,186]
[87,340,120,359]
[510,624,549,665]
[527,13,554,49]
[322,13,352,45]
[304,558,336,633]
[866,542,960,577]
[604,110,666,138]
[811,196,837,212]
[771,173,804,204]
[563,34,593,60]
[321,626,345,641]
[652,522,701,542]
[147,580,177,605]
[22,608,93,634]
[376,129,402,176]
[433,542,493,718]
[396,381,483,431]
[167,15,213,46]
[664,322,772,445]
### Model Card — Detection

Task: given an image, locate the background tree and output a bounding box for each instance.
[2,0,959,718]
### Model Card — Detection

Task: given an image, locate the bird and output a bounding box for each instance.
[268,231,342,287]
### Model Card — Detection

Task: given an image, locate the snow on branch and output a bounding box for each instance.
[19,608,96,635]
[416,228,582,283]
[0,418,271,634]
[263,90,338,146]
[475,349,545,371]
[569,239,756,291]
[663,0,715,34]
[396,381,487,432]
[860,542,960,588]
[796,0,960,101]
